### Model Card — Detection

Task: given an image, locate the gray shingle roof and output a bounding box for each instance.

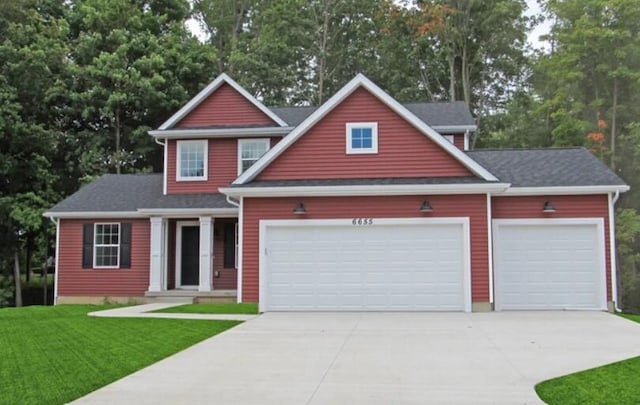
[467,148,626,187]
[231,177,489,188]
[48,174,233,212]
[268,102,475,128]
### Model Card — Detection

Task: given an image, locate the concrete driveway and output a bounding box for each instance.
[74,311,640,405]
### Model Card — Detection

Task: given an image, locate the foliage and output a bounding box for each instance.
[153,302,259,314]
[0,277,14,308]
[0,305,240,404]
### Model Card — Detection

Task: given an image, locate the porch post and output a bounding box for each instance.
[198,216,214,292]
[148,217,166,292]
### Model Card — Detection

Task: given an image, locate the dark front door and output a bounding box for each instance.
[181,226,200,286]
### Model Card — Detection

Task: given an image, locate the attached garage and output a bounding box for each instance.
[493,219,607,311]
[259,218,471,312]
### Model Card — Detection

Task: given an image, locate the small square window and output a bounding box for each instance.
[444,135,455,144]
[177,140,207,181]
[346,123,378,154]
[238,139,270,175]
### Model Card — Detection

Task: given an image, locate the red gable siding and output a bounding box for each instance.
[57,219,150,297]
[241,194,489,303]
[492,195,612,301]
[175,83,277,128]
[167,137,282,194]
[257,88,473,181]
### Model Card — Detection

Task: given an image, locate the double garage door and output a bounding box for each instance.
[261,218,470,312]
[259,218,607,312]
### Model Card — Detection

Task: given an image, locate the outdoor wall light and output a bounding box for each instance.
[543,200,556,213]
[420,200,433,212]
[293,202,306,215]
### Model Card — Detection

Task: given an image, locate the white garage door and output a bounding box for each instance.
[260,218,470,312]
[493,219,606,311]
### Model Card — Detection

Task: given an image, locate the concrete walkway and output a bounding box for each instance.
[74,311,640,405]
[88,303,258,321]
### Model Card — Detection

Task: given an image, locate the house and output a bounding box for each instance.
[44,73,629,312]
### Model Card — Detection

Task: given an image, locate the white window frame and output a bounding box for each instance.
[94,223,120,269]
[176,140,208,181]
[444,135,455,144]
[238,138,271,175]
[346,122,378,154]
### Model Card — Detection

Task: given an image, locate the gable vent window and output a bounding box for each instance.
[177,140,208,181]
[238,138,270,174]
[346,123,378,154]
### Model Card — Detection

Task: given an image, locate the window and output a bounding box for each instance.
[444,135,455,144]
[238,139,270,174]
[82,223,131,269]
[94,223,120,268]
[346,123,378,154]
[177,140,207,181]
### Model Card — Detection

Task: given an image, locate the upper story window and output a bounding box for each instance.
[94,223,120,268]
[177,140,208,181]
[238,138,270,174]
[444,135,455,144]
[346,122,378,154]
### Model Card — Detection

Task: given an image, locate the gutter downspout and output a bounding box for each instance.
[225,195,240,207]
[48,217,60,305]
[609,190,622,312]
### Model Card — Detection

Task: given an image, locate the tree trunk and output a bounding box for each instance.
[25,234,32,283]
[447,52,456,101]
[317,0,330,105]
[42,262,48,306]
[610,77,618,170]
[115,110,121,174]
[14,250,22,307]
[461,41,471,108]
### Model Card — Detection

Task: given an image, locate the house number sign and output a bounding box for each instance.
[352,218,374,225]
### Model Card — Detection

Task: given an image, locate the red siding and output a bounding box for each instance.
[175,83,277,128]
[58,219,150,296]
[167,137,283,194]
[257,88,473,180]
[492,195,612,301]
[242,195,489,303]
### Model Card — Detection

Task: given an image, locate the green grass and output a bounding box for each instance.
[153,302,259,314]
[535,314,640,404]
[0,305,240,404]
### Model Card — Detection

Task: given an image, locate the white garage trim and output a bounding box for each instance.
[493,218,606,311]
[259,217,472,312]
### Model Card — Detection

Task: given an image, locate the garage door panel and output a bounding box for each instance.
[262,220,468,311]
[494,221,605,310]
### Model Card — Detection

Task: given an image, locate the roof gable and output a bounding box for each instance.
[159,73,287,129]
[235,74,497,184]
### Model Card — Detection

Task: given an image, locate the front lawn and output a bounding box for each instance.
[153,302,259,314]
[0,305,240,404]
[535,314,640,404]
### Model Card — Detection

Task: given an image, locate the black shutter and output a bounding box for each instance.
[82,224,93,268]
[120,223,132,268]
[224,222,236,268]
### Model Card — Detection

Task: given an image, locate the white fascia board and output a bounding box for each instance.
[235,73,498,184]
[43,211,146,219]
[137,208,238,217]
[149,127,292,139]
[158,73,287,130]
[220,182,510,198]
[497,185,630,196]
[431,125,477,133]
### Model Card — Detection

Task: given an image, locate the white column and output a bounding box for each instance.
[198,216,214,292]
[148,217,165,292]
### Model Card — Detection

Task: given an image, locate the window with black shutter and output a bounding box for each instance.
[82,222,132,269]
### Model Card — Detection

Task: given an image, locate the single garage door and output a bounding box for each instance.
[260,218,470,312]
[493,219,606,311]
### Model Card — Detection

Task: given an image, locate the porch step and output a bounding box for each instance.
[144,289,237,304]
[145,296,195,304]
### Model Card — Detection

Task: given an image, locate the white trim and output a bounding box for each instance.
[198,216,213,292]
[444,135,455,145]
[492,218,607,311]
[176,139,208,182]
[432,125,477,133]
[149,127,291,139]
[499,185,630,196]
[346,122,378,154]
[237,197,244,303]
[487,193,494,304]
[137,208,238,217]
[43,211,145,219]
[238,138,271,175]
[158,73,287,129]
[234,73,498,184]
[54,218,60,305]
[258,217,472,313]
[221,182,510,198]
[163,138,168,195]
[175,221,200,289]
[93,222,121,269]
[608,193,618,309]
[463,130,470,151]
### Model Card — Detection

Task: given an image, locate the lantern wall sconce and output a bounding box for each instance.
[293,202,306,215]
[543,201,556,213]
[420,200,433,212]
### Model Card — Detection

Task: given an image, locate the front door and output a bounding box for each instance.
[180,225,200,287]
